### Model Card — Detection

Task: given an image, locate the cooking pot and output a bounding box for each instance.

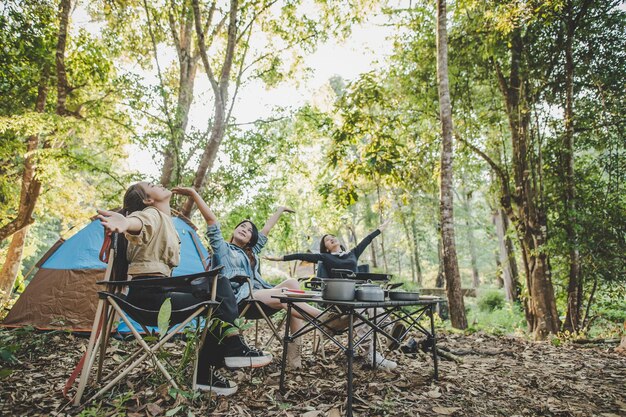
[321,278,358,301]
[355,282,385,302]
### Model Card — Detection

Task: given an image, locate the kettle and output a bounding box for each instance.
[355,282,384,302]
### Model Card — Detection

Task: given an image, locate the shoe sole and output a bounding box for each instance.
[224,354,273,369]
[195,383,238,396]
[388,324,406,350]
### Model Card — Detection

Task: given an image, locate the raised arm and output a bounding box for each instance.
[97,209,142,234]
[260,206,295,236]
[352,218,392,259]
[172,187,217,225]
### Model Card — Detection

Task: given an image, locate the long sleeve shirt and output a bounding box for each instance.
[206,223,272,303]
[125,207,180,277]
[283,229,381,278]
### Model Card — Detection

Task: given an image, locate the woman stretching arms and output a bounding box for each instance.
[97,182,272,396]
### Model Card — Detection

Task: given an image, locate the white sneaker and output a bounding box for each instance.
[368,351,397,370]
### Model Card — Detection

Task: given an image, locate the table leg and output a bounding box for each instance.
[371,308,377,369]
[279,303,292,393]
[429,304,439,380]
[346,309,354,417]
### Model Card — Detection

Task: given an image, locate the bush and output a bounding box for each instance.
[478,290,506,312]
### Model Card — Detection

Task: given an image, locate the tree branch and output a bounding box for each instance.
[192,0,219,92]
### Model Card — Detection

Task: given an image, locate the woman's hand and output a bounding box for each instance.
[378,218,392,232]
[172,186,198,197]
[279,206,295,214]
[97,209,130,234]
[263,255,284,261]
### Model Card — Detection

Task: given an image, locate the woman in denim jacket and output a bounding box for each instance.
[173,187,344,368]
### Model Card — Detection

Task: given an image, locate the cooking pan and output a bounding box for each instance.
[388,291,420,301]
[354,272,393,282]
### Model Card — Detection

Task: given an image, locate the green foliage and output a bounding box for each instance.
[157,298,172,338]
[465,299,526,335]
[477,290,506,312]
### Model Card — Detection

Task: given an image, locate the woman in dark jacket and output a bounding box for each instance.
[266,219,398,369]
[266,219,390,277]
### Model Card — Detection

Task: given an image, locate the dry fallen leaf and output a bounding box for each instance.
[432,406,461,415]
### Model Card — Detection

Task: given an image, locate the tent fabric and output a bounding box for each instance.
[3,269,100,331]
[2,217,211,332]
[41,218,209,275]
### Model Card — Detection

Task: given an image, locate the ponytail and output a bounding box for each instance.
[112,183,149,281]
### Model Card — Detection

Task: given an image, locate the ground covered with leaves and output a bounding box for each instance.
[1,326,625,417]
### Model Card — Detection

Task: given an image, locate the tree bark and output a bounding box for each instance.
[436,225,445,288]
[463,191,480,288]
[0,228,29,300]
[436,0,466,329]
[160,1,200,187]
[562,0,591,333]
[494,28,559,338]
[182,0,238,216]
[411,218,423,284]
[0,65,49,301]
[56,0,71,116]
[398,208,417,282]
[494,207,518,302]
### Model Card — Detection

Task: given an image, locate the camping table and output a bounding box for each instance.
[273,295,441,417]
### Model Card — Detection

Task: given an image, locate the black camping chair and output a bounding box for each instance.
[230,275,286,348]
[72,234,222,405]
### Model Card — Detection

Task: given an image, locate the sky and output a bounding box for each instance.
[74,3,397,179]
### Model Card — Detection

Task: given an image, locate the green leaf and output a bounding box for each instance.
[165,406,183,416]
[158,298,172,339]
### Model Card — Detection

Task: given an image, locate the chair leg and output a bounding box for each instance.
[107,299,180,390]
[93,299,209,401]
[73,299,105,405]
[96,304,116,382]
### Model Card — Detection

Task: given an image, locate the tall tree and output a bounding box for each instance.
[561,0,592,333]
[436,0,466,329]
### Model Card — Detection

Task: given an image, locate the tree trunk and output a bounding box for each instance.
[0,64,49,301]
[161,2,199,187]
[412,219,424,285]
[494,208,518,302]
[436,0,466,329]
[399,210,417,282]
[562,0,591,333]
[376,185,389,273]
[435,227,445,288]
[463,191,480,288]
[369,241,378,269]
[182,0,239,217]
[0,228,29,300]
[56,0,71,116]
[495,28,559,338]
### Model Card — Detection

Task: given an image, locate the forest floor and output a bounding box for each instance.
[1,326,625,417]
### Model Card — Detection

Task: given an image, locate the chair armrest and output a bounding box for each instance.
[229,275,255,299]
[229,275,250,285]
[96,266,225,288]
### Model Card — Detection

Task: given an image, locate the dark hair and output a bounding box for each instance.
[231,220,259,270]
[113,183,148,281]
[319,234,346,254]
[232,220,259,248]
[123,183,148,215]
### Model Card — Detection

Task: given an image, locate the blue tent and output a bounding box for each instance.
[3,216,210,333]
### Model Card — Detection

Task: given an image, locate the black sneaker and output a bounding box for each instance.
[195,369,238,396]
[223,335,273,368]
[388,322,407,350]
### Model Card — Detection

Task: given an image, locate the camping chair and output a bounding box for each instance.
[230,275,286,349]
[71,234,222,405]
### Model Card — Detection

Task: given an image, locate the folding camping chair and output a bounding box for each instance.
[231,275,286,349]
[72,235,222,405]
